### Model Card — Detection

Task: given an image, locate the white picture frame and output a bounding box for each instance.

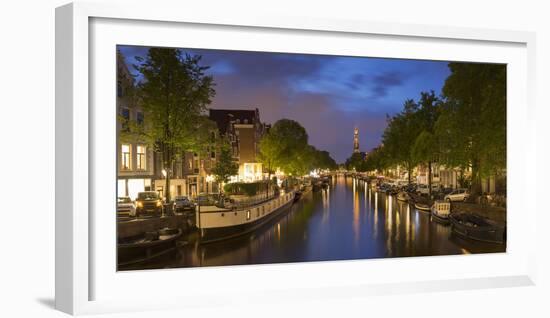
[55,1,537,315]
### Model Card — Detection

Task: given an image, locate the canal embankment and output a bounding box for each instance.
[452,202,506,224]
[117,214,195,239]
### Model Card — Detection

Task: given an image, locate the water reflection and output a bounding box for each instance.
[148,174,504,269]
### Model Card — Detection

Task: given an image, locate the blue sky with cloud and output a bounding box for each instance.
[118,45,450,163]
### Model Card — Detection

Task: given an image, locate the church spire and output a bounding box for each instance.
[353,127,360,153]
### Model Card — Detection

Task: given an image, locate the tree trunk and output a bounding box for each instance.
[164,166,171,203]
[428,161,432,197]
[471,159,482,197]
[267,161,271,199]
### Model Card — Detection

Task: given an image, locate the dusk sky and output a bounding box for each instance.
[118,45,451,163]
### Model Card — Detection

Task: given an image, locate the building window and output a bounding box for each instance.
[136,111,144,125]
[120,107,130,131]
[136,145,146,170]
[117,81,123,97]
[211,151,216,159]
[121,144,131,170]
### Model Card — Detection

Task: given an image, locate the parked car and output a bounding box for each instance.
[174,196,194,213]
[135,191,163,217]
[193,193,217,206]
[417,183,440,195]
[444,188,470,202]
[117,196,136,217]
[403,183,417,193]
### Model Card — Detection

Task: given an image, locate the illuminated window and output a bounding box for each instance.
[246,210,251,220]
[121,144,131,170]
[136,145,146,170]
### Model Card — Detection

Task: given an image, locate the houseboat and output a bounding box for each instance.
[197,190,296,244]
[431,201,451,224]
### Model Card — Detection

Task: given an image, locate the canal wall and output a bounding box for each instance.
[452,202,506,224]
[118,215,194,239]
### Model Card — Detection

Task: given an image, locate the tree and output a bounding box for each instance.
[131,48,215,202]
[258,119,309,175]
[345,152,366,171]
[412,131,437,194]
[436,63,506,195]
[364,146,388,173]
[382,99,422,184]
[211,142,238,194]
[411,91,441,196]
[314,150,338,170]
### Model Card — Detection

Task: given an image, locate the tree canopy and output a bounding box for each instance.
[356,62,506,195]
[258,119,337,176]
[128,48,216,201]
[211,140,239,192]
[437,62,506,193]
[381,99,422,183]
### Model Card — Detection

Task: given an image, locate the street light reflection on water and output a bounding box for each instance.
[152,174,505,269]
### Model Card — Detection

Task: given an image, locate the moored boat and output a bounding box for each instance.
[414,201,431,212]
[117,228,183,268]
[396,191,411,203]
[431,201,451,224]
[449,212,506,244]
[197,191,296,244]
[413,194,432,212]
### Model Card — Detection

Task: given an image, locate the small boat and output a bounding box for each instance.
[449,213,506,244]
[387,188,399,196]
[412,194,432,212]
[294,191,303,202]
[414,201,431,212]
[396,191,411,203]
[431,201,451,224]
[118,228,183,268]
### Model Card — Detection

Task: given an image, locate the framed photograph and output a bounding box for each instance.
[56,2,537,315]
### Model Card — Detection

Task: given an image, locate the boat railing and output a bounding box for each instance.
[229,192,281,210]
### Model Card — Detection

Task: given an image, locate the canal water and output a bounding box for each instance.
[157,175,505,269]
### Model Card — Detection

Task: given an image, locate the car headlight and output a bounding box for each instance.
[156,200,162,207]
[136,201,143,208]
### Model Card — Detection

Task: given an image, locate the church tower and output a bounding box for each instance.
[353,127,360,153]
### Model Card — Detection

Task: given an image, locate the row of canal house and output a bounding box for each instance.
[376,158,504,194]
[411,163,505,194]
[116,51,270,200]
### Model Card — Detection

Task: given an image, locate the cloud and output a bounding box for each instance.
[118,45,450,163]
[371,71,405,98]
